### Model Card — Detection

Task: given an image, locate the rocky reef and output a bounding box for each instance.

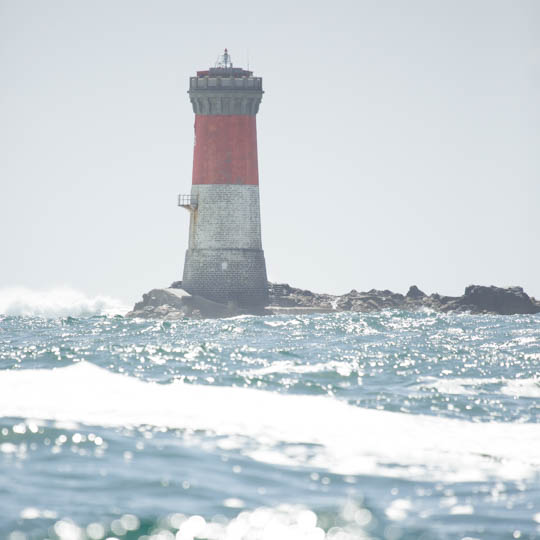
[267,283,540,316]
[126,287,236,320]
[126,282,540,319]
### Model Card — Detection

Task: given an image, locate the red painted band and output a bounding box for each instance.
[192,115,259,186]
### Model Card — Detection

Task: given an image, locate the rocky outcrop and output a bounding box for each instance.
[406,285,426,300]
[267,283,335,310]
[267,283,540,316]
[437,285,540,315]
[126,287,237,319]
[127,283,540,319]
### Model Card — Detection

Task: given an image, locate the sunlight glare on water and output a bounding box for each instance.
[0,309,539,540]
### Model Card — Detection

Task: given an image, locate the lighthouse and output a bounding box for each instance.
[179,50,268,308]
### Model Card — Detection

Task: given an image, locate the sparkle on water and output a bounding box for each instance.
[0,308,539,540]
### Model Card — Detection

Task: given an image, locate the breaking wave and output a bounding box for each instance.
[1,362,539,484]
[417,376,540,398]
[0,287,127,318]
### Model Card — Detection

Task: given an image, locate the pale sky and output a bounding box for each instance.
[1,0,539,304]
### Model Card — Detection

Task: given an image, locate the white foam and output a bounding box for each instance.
[242,360,353,377]
[0,287,127,318]
[502,378,540,398]
[0,362,538,483]
[418,376,540,398]
[416,377,500,395]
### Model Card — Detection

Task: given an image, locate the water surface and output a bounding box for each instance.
[1,310,539,540]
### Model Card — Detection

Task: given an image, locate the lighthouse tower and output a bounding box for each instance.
[179,50,268,308]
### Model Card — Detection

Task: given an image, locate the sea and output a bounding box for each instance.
[0,288,539,540]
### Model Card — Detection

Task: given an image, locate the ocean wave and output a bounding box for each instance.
[241,359,354,377]
[0,287,127,318]
[1,362,538,484]
[502,378,540,398]
[415,376,500,395]
[417,376,540,398]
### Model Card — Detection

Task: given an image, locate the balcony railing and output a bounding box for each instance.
[178,194,198,209]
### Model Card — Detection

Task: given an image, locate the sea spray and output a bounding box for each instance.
[0,286,127,317]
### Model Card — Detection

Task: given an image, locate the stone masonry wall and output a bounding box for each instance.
[182,248,268,306]
[181,184,268,307]
[188,185,263,250]
[189,76,263,116]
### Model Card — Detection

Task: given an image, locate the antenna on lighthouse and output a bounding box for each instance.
[215,48,233,69]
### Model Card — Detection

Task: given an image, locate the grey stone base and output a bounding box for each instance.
[182,248,268,307]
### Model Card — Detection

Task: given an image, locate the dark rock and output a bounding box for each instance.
[127,288,237,319]
[267,282,334,310]
[406,285,426,299]
[272,283,539,315]
[129,282,540,318]
[268,283,292,297]
[453,285,540,315]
